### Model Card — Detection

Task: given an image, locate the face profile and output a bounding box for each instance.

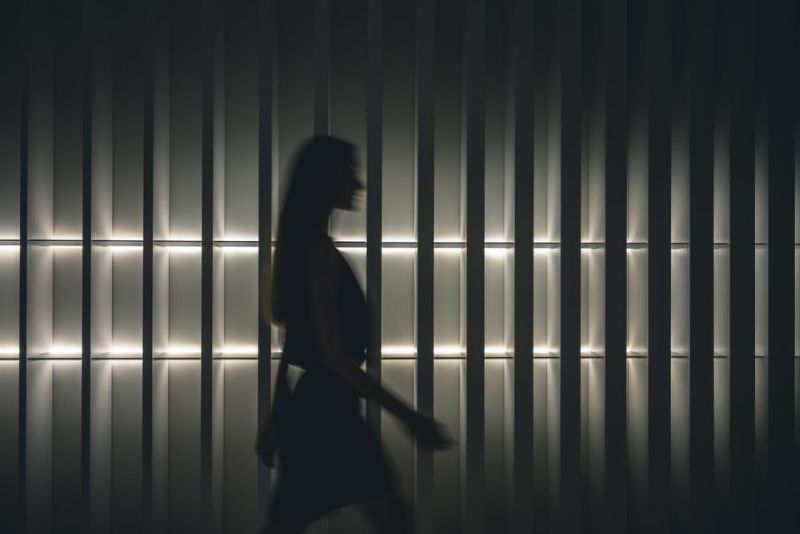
[329,154,364,211]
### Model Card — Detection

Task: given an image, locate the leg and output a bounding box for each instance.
[359,487,416,534]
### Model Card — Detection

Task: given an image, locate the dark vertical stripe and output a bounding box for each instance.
[765,0,797,530]
[464,0,485,532]
[142,0,156,528]
[200,0,216,526]
[687,0,715,531]
[314,0,329,135]
[17,0,29,530]
[646,0,671,531]
[728,0,755,530]
[415,0,434,531]
[512,0,534,532]
[366,0,382,433]
[560,0,582,530]
[81,1,94,530]
[604,0,627,530]
[257,0,275,511]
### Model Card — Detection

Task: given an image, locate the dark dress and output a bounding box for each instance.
[268,232,398,527]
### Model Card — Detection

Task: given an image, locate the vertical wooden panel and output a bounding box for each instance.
[142,0,156,528]
[314,0,329,135]
[81,1,94,530]
[646,0,671,531]
[464,0,485,532]
[16,0,29,528]
[366,0,382,434]
[257,0,275,515]
[415,0,435,531]
[728,0,756,530]
[559,0,582,530]
[765,0,797,530]
[512,0,534,531]
[604,0,627,530]
[200,0,217,526]
[687,0,715,531]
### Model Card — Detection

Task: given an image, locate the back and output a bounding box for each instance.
[280,234,369,371]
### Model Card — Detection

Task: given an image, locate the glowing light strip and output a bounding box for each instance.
[164,246,202,253]
[218,345,259,355]
[48,345,83,355]
[162,345,202,355]
[220,246,258,254]
[0,347,20,355]
[0,245,20,253]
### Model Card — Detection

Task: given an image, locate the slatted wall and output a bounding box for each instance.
[0,0,797,533]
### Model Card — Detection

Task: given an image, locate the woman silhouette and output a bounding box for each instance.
[256,135,453,533]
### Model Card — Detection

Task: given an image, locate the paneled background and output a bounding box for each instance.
[0,0,797,533]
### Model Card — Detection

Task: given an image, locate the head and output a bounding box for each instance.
[281,136,364,224]
[270,135,364,324]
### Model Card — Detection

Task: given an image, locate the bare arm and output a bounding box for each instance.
[307,240,415,424]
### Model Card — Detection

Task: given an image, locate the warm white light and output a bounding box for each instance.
[109,246,143,253]
[382,247,417,255]
[485,345,510,355]
[337,247,367,254]
[221,246,258,254]
[533,346,556,355]
[51,245,82,251]
[163,345,202,355]
[219,345,259,355]
[381,345,417,355]
[434,345,464,356]
[108,346,143,355]
[434,247,463,255]
[220,235,258,242]
[49,345,83,355]
[165,246,202,253]
[534,248,556,256]
[484,248,510,259]
[0,245,20,253]
[0,347,20,355]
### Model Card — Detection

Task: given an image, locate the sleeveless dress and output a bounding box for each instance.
[268,231,398,527]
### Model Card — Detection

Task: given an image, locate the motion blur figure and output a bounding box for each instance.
[256,136,454,534]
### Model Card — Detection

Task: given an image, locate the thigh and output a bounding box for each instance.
[358,487,415,534]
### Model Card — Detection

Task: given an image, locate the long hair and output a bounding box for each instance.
[270,135,356,325]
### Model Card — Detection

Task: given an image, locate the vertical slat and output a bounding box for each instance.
[646,0,671,531]
[765,0,797,530]
[81,1,94,530]
[142,0,156,528]
[464,0,485,532]
[559,0,582,529]
[604,0,627,530]
[728,0,755,530]
[314,0,329,136]
[257,0,275,512]
[687,0,715,531]
[366,0,382,434]
[200,0,215,526]
[18,0,29,529]
[512,0,534,531]
[415,0,434,531]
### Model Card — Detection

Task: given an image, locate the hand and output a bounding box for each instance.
[402,411,456,452]
[255,421,279,468]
